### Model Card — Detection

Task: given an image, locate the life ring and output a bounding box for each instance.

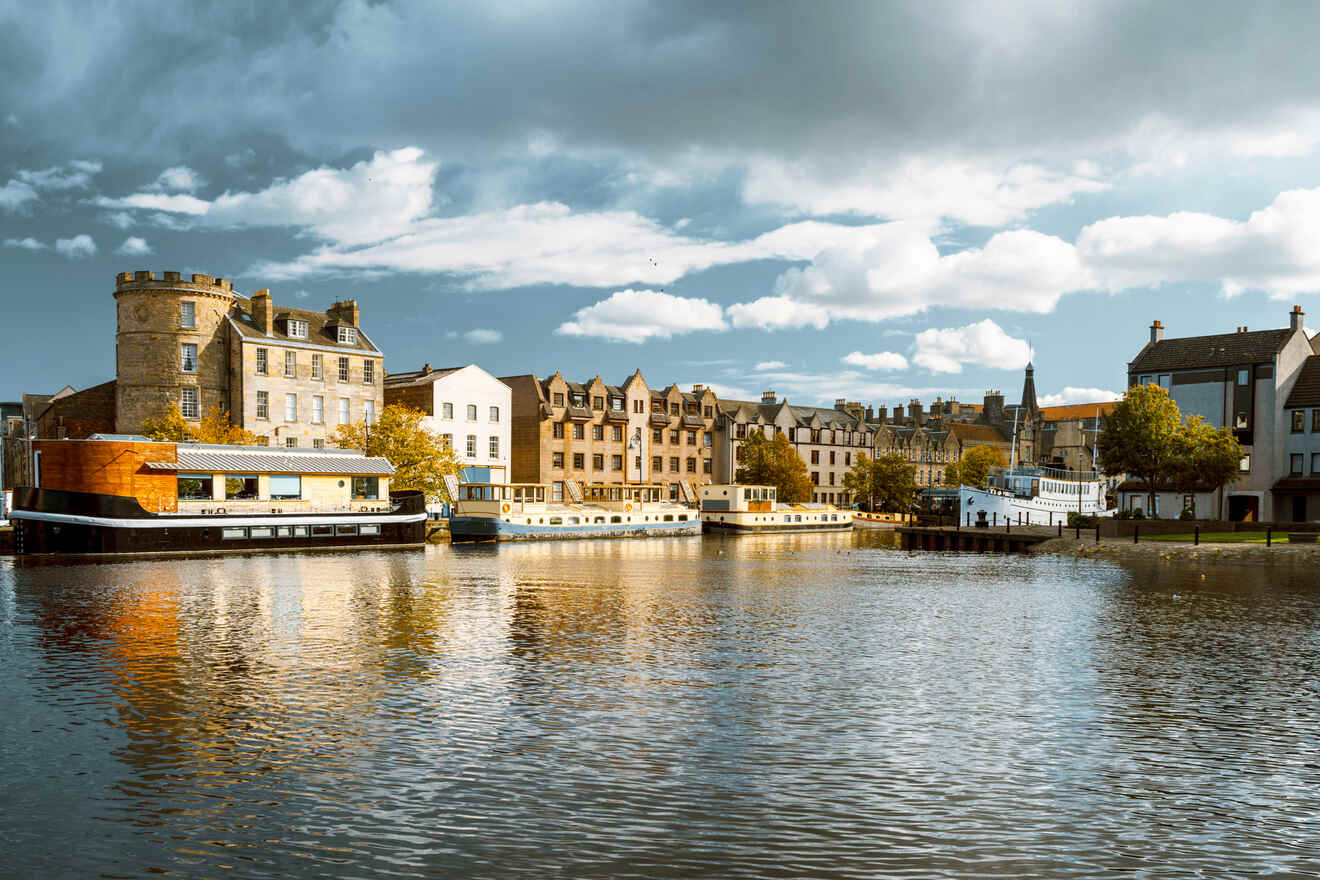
[502,503,511,513]
[625,502,633,512]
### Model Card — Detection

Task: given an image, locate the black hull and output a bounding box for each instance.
[11,487,427,556]
[702,521,854,534]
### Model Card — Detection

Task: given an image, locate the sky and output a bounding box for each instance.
[6,1,1320,410]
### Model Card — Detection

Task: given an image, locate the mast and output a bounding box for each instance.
[1008,406,1020,471]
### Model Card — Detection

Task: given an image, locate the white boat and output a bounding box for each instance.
[958,466,1113,524]
[449,481,700,542]
[699,484,854,533]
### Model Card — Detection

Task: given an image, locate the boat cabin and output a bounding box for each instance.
[699,484,778,513]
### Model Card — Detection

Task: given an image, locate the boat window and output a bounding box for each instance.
[568,517,580,524]
[678,514,688,521]
[549,517,563,525]
[610,515,622,523]
[311,524,334,536]
[270,475,302,500]
[221,527,247,540]
[769,489,776,500]
[359,524,381,536]
[663,514,674,522]
[249,526,274,538]
[225,475,259,500]
[336,524,358,536]
[594,516,605,523]
[744,488,751,499]
[352,476,380,500]
[179,473,213,500]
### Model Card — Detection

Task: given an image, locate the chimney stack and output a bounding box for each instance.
[1150,320,1164,343]
[423,363,431,374]
[865,405,874,421]
[1291,305,1304,331]
[876,405,888,423]
[252,289,273,336]
[761,390,776,405]
[330,299,360,328]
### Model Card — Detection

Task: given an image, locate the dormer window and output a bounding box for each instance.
[337,326,357,345]
[288,319,308,339]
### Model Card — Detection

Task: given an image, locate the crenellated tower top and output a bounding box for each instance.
[114,270,236,299]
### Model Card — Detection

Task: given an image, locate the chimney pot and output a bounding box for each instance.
[1150,320,1165,343]
[1291,305,1305,330]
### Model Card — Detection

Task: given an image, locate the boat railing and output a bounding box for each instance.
[988,465,1101,483]
[174,499,395,515]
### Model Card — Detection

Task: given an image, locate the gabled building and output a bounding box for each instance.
[1122,306,1318,520]
[383,363,511,482]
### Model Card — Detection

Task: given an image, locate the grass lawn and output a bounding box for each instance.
[1147,530,1309,543]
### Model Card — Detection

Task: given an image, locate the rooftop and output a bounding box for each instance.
[1129,327,1298,373]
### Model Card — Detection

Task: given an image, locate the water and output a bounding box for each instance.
[3,533,1319,878]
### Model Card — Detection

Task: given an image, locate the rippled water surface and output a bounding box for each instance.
[3,533,1320,878]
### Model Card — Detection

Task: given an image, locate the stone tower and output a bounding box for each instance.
[114,270,236,433]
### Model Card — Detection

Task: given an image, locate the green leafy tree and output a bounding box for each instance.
[943,444,1007,489]
[735,431,813,503]
[332,404,463,503]
[141,404,260,445]
[1098,384,1240,517]
[844,451,918,512]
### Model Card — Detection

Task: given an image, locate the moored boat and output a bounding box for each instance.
[699,484,853,533]
[449,481,700,542]
[958,465,1114,524]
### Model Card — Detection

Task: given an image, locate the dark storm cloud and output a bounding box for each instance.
[6,0,1320,170]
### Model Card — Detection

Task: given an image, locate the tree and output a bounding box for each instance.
[1098,384,1240,518]
[141,404,260,445]
[734,431,813,503]
[943,444,1007,489]
[332,404,463,503]
[844,451,918,513]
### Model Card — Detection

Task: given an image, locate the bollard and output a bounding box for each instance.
[1134,524,1139,544]
[1194,525,1199,546]
[1096,523,1101,544]
[1057,522,1062,537]
[993,512,997,526]
[1075,523,1080,540]
[1267,527,1272,547]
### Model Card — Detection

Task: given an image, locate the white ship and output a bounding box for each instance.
[959,465,1113,524]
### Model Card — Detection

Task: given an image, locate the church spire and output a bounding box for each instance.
[1020,361,1038,415]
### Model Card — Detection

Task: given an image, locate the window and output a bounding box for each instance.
[225,475,259,500]
[845,452,852,466]
[610,397,624,411]
[256,391,269,420]
[352,476,380,500]
[312,353,323,379]
[360,524,380,536]
[178,473,212,500]
[256,348,268,375]
[612,426,623,442]
[1159,374,1171,391]
[1291,410,1307,433]
[312,395,324,424]
[1291,453,1304,476]
[256,437,269,446]
[670,430,679,444]
[811,472,819,485]
[180,301,196,328]
[489,435,499,458]
[363,361,375,384]
[1237,368,1250,386]
[553,423,565,439]
[338,357,350,382]
[553,393,565,406]
[285,350,297,377]
[571,393,586,407]
[180,387,199,420]
[704,405,712,418]
[313,439,324,449]
[611,455,623,471]
[1314,410,1320,433]
[553,452,565,468]
[573,453,584,469]
[466,404,478,421]
[593,425,604,441]
[592,453,604,470]
[285,393,298,421]
[670,403,679,415]
[573,424,584,440]
[704,434,712,448]
[634,455,641,470]
[1240,453,1251,473]
[687,431,696,445]
[489,406,500,422]
[269,475,302,500]
[286,437,297,448]
[338,397,350,424]
[702,459,712,474]
[633,400,644,413]
[439,402,453,419]
[686,457,696,473]
[466,434,477,457]
[553,481,564,501]
[592,396,604,410]
[441,433,452,449]
[337,326,357,344]
[811,450,820,464]
[652,428,663,443]
[180,343,197,373]
[828,472,835,485]
[364,400,375,425]
[829,451,836,465]
[287,319,307,339]
[669,456,679,472]
[1313,453,1320,474]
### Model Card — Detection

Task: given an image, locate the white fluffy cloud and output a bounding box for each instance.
[463,328,502,344]
[0,180,37,211]
[3,237,47,250]
[116,236,152,256]
[152,165,203,192]
[842,351,909,371]
[0,160,101,212]
[726,296,831,330]
[1038,387,1123,407]
[753,360,788,371]
[911,319,1030,374]
[54,234,97,260]
[557,289,727,343]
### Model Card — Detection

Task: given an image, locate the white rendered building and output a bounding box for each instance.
[384,364,511,486]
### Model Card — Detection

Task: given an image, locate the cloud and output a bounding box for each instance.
[3,237,47,250]
[911,319,1030,374]
[557,289,727,343]
[463,328,503,344]
[2,161,103,210]
[54,234,97,260]
[95,192,211,215]
[0,180,38,211]
[116,236,152,255]
[1039,387,1123,407]
[100,211,135,229]
[753,360,788,371]
[736,367,969,409]
[727,296,831,331]
[151,165,203,192]
[842,351,909,371]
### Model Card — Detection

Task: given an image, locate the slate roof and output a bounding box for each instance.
[1284,356,1320,408]
[716,398,865,430]
[1128,328,1297,373]
[947,423,1010,445]
[228,302,381,353]
[148,447,394,476]
[383,366,464,386]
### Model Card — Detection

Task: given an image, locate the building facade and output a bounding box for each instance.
[113,270,385,447]
[384,363,511,482]
[1121,307,1318,520]
[500,371,719,502]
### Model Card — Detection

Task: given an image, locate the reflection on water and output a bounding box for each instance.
[2,534,1319,877]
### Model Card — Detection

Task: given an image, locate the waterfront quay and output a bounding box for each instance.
[898,523,1060,553]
